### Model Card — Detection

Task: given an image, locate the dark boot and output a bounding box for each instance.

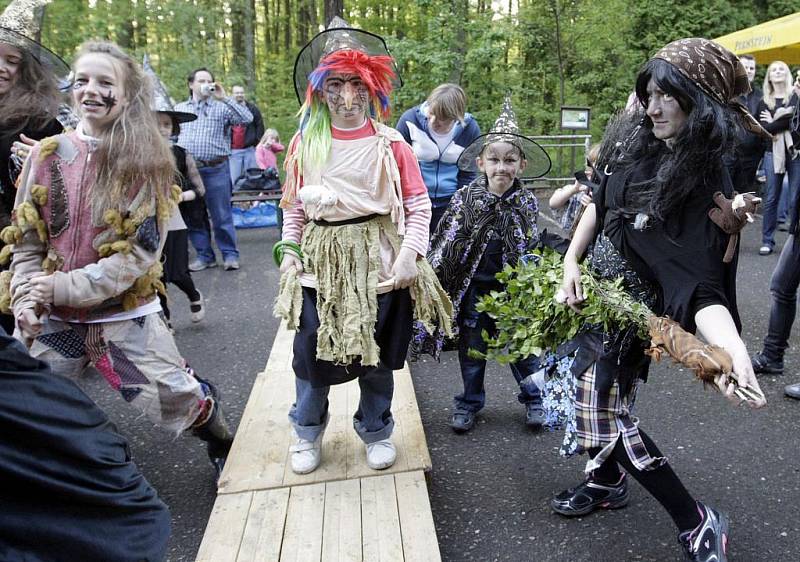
[191,375,234,480]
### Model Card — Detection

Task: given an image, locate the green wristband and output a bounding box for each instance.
[272,240,304,267]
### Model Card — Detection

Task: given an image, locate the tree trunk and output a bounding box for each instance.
[550,0,566,106]
[283,0,291,52]
[324,0,344,26]
[244,0,256,91]
[262,0,271,52]
[448,0,468,83]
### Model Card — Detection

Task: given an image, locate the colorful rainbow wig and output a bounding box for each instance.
[294,49,397,171]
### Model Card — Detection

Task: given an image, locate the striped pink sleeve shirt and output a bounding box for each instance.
[281,128,432,257]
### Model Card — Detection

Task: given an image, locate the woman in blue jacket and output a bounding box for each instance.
[396,84,482,233]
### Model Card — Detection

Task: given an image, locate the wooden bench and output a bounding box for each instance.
[196,323,441,561]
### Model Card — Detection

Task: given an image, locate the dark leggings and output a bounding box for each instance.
[158,278,200,321]
[590,429,701,532]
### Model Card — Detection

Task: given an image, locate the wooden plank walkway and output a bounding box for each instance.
[217,323,432,496]
[196,471,439,562]
[196,323,441,561]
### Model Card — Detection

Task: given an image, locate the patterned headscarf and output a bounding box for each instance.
[653,38,771,138]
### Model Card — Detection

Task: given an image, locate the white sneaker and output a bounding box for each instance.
[289,435,323,474]
[365,439,396,470]
[190,291,205,323]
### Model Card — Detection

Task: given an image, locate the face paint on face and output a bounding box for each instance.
[101,90,118,115]
[321,72,370,128]
[645,77,688,142]
[72,53,126,136]
[476,141,527,194]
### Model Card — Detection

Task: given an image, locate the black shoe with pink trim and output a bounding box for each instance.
[679,502,729,562]
[550,474,629,517]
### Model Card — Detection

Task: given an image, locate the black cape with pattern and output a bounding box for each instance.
[414,175,539,357]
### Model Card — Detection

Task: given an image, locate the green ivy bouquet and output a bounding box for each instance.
[473,247,651,364]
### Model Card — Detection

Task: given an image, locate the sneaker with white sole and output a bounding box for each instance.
[190,291,205,323]
[289,435,323,474]
[365,438,396,470]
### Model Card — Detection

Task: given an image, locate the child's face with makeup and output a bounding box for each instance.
[72,53,125,134]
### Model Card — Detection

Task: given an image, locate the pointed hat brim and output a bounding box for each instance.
[457,132,552,178]
[0,26,69,83]
[292,23,402,104]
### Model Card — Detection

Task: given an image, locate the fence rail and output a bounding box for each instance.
[521,134,592,189]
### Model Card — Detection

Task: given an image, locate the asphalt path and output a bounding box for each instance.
[78,213,800,562]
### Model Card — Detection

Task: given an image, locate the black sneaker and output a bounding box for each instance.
[551,474,629,517]
[679,502,729,562]
[525,402,546,428]
[751,351,783,375]
[450,410,476,433]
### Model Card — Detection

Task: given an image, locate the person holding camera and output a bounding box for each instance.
[228,85,265,185]
[175,68,252,271]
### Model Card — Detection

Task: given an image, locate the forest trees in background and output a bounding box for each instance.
[3,0,796,152]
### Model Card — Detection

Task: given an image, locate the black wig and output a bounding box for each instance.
[616,58,741,222]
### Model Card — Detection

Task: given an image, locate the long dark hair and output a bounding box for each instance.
[615,58,740,222]
[0,47,60,132]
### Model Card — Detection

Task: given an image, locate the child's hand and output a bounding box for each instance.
[181,190,197,202]
[17,307,44,340]
[391,247,418,289]
[29,273,55,306]
[280,254,303,274]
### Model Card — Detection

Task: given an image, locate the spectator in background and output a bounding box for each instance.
[255,128,284,172]
[175,68,252,271]
[729,54,764,194]
[549,143,600,233]
[228,85,265,184]
[756,60,800,256]
[396,84,481,233]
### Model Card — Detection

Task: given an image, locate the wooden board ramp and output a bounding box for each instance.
[196,471,440,562]
[196,322,441,561]
[216,323,432,495]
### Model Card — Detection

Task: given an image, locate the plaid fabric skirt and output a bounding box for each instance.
[575,362,666,473]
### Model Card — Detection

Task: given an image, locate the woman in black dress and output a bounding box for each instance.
[555,38,767,562]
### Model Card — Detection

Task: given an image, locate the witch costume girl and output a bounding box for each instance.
[554,38,768,562]
[415,96,552,433]
[274,18,451,475]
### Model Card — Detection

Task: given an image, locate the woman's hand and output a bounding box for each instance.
[181,190,197,202]
[773,106,794,119]
[760,110,774,123]
[391,247,418,289]
[714,350,767,409]
[17,308,44,340]
[560,257,584,312]
[279,253,303,274]
[29,273,55,305]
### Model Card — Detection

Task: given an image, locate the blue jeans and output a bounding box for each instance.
[762,234,800,362]
[188,160,239,263]
[762,152,800,249]
[455,283,541,413]
[229,147,258,184]
[288,365,395,444]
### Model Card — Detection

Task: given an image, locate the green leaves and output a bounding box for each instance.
[475,248,651,364]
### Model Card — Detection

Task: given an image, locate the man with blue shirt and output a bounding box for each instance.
[176,68,253,271]
[396,83,481,233]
